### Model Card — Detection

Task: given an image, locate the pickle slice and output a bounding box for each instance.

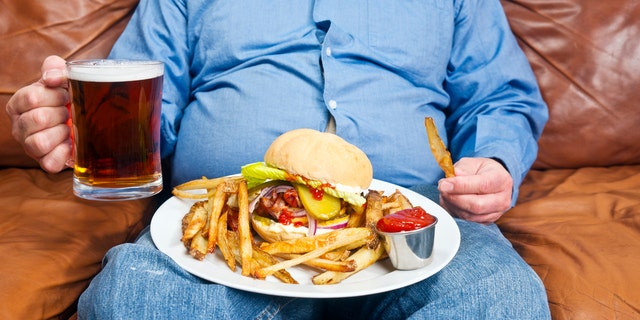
[294,183,341,221]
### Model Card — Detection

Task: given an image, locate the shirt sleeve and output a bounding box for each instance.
[445,0,548,204]
[108,0,191,159]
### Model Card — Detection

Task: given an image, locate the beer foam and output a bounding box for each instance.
[67,59,164,82]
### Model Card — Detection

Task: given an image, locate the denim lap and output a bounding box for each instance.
[78,217,549,319]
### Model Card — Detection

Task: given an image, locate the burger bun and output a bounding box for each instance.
[264,128,373,190]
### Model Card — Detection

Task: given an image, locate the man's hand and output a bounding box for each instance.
[437,157,513,224]
[5,55,72,173]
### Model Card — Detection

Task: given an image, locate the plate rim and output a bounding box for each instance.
[150,178,460,298]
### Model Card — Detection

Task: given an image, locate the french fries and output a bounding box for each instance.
[236,180,252,276]
[259,227,371,255]
[312,242,385,285]
[274,253,357,272]
[181,201,208,245]
[216,210,235,270]
[206,185,226,253]
[175,176,419,285]
[254,228,372,279]
[172,175,243,199]
[425,117,455,178]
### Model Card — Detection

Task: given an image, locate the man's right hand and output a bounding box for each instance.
[5,55,73,173]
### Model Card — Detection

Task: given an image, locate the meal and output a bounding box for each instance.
[174,125,448,285]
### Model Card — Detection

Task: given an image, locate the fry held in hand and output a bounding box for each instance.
[425,117,455,178]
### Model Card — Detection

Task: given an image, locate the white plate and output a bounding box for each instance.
[150,179,460,298]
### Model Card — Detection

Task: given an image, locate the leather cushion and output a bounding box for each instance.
[499,166,640,319]
[0,168,151,319]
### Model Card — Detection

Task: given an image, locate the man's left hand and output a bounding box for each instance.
[437,157,513,224]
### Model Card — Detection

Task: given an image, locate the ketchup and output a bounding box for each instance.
[376,207,436,233]
[277,208,304,227]
[310,187,324,200]
[278,208,293,225]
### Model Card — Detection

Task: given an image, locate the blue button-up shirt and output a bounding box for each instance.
[109,0,547,201]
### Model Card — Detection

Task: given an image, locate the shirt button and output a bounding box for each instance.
[325,47,332,57]
[328,100,337,109]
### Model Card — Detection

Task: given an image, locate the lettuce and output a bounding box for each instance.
[241,162,288,189]
[240,162,366,207]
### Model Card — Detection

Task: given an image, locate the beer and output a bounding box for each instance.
[67,60,164,200]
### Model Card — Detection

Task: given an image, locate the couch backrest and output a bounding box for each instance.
[0,0,139,167]
[3,0,639,170]
[503,0,640,169]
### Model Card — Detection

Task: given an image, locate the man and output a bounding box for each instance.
[7,0,550,318]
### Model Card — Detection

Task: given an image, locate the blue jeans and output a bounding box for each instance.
[78,186,550,319]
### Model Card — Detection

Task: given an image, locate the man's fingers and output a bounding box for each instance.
[38,140,74,174]
[23,123,70,160]
[442,191,511,214]
[13,83,69,113]
[13,105,69,140]
[439,174,506,196]
[40,55,69,87]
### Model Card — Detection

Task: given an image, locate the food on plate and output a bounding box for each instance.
[176,175,426,284]
[424,117,455,178]
[174,128,436,284]
[311,241,386,285]
[240,128,373,243]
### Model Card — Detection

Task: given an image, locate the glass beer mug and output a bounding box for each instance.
[67,59,164,201]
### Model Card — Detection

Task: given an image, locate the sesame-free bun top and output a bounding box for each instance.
[264,129,373,190]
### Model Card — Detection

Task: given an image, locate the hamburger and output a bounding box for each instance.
[241,128,373,242]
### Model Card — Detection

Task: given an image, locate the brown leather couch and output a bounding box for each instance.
[1,0,638,319]
[497,1,640,318]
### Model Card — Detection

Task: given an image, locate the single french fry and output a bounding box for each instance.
[181,201,208,244]
[227,230,297,283]
[218,178,241,193]
[216,210,236,271]
[181,209,195,245]
[206,185,227,253]
[364,190,385,249]
[312,241,385,285]
[346,203,366,228]
[252,246,298,284]
[237,179,253,276]
[172,176,244,199]
[172,188,209,200]
[226,231,256,276]
[424,117,455,178]
[174,176,227,192]
[365,190,384,229]
[189,232,209,261]
[382,189,414,215]
[254,228,371,279]
[275,253,357,272]
[321,249,351,261]
[260,228,372,255]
